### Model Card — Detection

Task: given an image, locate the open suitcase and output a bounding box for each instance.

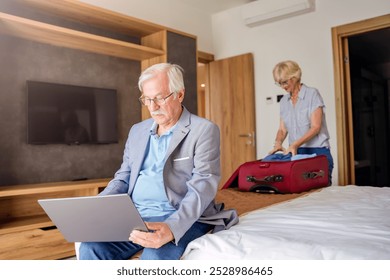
[222,155,329,194]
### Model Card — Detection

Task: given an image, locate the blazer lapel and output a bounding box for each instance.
[165,107,190,161]
[128,122,152,192]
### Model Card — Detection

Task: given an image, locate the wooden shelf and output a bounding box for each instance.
[0,0,198,63]
[14,0,166,37]
[0,12,164,61]
[0,215,52,235]
[0,178,111,197]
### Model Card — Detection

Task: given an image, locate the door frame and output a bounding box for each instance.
[331,14,390,185]
[197,51,214,119]
[197,52,257,186]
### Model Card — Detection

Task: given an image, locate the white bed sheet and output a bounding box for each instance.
[182,186,390,260]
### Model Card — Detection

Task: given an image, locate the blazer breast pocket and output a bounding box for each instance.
[171,157,193,178]
[173,156,192,163]
[172,157,193,168]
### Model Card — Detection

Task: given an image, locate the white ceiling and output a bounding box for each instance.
[180,0,254,14]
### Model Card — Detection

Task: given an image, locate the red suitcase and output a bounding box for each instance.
[222,155,329,193]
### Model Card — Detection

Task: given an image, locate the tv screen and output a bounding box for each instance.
[27,81,118,145]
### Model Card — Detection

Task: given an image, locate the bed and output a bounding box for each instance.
[182,185,390,260]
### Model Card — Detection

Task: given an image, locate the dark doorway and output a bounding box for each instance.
[349,27,390,186]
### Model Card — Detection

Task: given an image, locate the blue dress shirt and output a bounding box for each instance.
[131,122,177,218]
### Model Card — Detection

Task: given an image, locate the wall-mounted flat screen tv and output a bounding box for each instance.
[27,81,118,145]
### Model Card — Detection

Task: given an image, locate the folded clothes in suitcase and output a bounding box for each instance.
[222,155,329,194]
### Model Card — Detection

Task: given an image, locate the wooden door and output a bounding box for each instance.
[207,53,256,187]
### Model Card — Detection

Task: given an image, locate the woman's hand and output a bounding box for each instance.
[285,143,299,156]
[268,143,286,155]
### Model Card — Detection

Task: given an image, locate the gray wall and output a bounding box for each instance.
[0,36,141,186]
[167,31,198,115]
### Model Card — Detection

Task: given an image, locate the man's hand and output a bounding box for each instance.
[129,222,174,249]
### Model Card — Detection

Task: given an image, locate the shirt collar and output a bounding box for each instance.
[287,83,306,100]
[149,122,177,136]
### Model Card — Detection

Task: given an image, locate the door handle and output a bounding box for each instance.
[238,132,255,147]
[239,133,252,137]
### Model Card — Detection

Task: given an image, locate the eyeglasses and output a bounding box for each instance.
[138,92,175,106]
[275,79,290,87]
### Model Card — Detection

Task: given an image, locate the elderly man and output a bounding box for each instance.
[79,63,238,260]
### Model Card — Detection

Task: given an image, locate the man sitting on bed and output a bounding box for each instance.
[79,63,238,260]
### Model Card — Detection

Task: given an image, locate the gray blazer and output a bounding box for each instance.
[101,107,238,243]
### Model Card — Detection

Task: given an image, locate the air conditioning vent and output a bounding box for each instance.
[241,0,316,27]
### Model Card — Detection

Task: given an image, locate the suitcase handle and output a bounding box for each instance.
[246,174,283,183]
[302,170,324,180]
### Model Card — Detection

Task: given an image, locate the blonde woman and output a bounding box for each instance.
[269,60,333,184]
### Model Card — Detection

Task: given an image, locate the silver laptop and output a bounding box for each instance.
[38,194,148,242]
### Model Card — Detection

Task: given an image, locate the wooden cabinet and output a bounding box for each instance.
[0,0,198,120]
[0,0,198,259]
[0,178,110,260]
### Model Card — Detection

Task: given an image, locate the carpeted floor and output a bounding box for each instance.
[216,187,319,216]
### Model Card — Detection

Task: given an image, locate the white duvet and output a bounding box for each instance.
[182,186,390,260]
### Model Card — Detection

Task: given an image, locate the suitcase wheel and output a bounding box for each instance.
[249,184,281,194]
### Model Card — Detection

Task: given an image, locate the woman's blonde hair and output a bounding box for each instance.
[273,60,302,83]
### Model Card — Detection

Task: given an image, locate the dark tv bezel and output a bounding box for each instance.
[26,80,119,145]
